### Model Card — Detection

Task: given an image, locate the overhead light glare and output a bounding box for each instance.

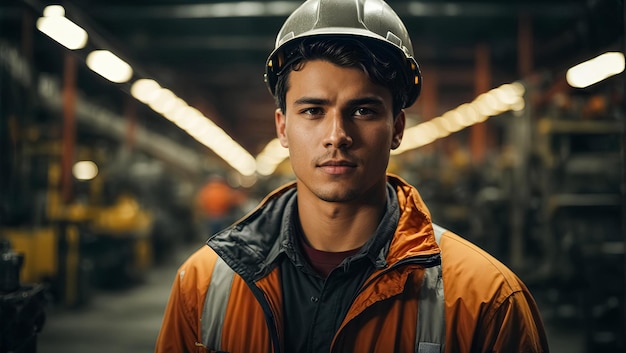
[567,52,625,88]
[266,2,300,15]
[235,2,265,16]
[86,50,133,83]
[43,5,65,17]
[148,88,177,113]
[134,87,257,176]
[36,5,88,50]
[392,81,526,155]
[73,160,98,180]
[255,138,289,175]
[131,79,162,103]
[186,1,297,17]
[161,98,189,118]
[169,105,202,126]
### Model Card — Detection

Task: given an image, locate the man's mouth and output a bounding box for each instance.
[318,160,357,174]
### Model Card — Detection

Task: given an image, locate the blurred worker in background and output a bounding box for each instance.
[156,0,549,352]
[195,176,244,237]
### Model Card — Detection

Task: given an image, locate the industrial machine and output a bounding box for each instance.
[0,239,46,353]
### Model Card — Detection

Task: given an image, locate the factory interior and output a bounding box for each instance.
[0,0,624,352]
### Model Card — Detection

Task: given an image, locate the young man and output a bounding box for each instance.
[155,0,549,352]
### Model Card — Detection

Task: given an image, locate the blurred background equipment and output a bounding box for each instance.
[0,239,46,353]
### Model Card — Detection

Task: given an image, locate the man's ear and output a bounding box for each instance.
[391,110,405,150]
[275,108,288,148]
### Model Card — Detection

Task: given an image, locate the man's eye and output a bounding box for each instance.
[353,108,375,116]
[302,108,324,116]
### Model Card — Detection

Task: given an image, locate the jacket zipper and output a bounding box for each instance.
[329,253,442,352]
[362,253,441,291]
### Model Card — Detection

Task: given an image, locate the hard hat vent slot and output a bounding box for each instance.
[385,31,402,48]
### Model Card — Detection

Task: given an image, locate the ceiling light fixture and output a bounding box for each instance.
[36,5,88,50]
[566,51,625,88]
[129,78,257,176]
[86,50,133,83]
[392,82,525,155]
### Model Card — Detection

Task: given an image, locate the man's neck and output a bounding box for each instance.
[297,190,386,252]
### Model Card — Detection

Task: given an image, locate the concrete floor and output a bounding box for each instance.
[36,243,197,353]
[35,242,586,353]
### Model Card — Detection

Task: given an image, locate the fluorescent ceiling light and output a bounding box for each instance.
[567,52,625,88]
[392,81,525,155]
[172,1,298,18]
[148,88,177,114]
[130,79,162,103]
[36,5,88,50]
[86,50,133,83]
[255,138,289,175]
[129,77,257,176]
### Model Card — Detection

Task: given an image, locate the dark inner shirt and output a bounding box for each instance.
[280,234,371,353]
[281,186,400,353]
[301,239,362,277]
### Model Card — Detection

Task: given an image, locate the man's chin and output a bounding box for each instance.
[314,187,359,203]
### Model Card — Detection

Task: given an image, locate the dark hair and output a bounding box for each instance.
[273,38,411,117]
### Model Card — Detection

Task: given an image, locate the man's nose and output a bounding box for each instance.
[323,111,353,149]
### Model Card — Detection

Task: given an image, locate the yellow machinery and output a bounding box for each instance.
[0,227,57,285]
[86,193,154,288]
[0,226,88,307]
[0,239,47,353]
[1,162,154,307]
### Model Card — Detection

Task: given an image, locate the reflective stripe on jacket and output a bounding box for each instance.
[155,174,549,353]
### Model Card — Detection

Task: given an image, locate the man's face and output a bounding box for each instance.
[275,60,405,204]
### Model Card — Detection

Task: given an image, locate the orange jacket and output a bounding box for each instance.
[156,175,549,353]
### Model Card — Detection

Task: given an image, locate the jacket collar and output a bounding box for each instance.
[207,174,440,282]
[281,183,401,276]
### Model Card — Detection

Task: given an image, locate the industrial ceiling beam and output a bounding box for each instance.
[86,1,584,20]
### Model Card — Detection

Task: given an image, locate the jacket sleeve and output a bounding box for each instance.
[155,267,201,353]
[438,231,550,353]
[478,284,550,353]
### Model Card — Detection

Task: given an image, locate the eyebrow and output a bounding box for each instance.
[293,97,330,106]
[293,96,385,107]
